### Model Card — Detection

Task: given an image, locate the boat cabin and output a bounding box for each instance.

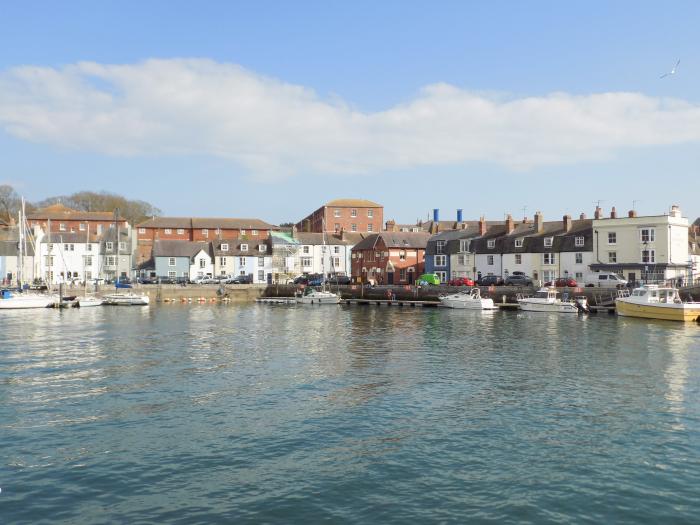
[631,285,682,304]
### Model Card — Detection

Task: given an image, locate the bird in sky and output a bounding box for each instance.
[660,59,680,78]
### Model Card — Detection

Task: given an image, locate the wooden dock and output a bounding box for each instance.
[343,299,440,307]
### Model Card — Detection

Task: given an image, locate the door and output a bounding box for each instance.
[628,272,636,285]
[408,271,414,284]
[387,272,394,285]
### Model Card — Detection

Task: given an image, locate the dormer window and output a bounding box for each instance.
[258,244,266,253]
[221,243,229,252]
[252,230,258,236]
[240,244,248,252]
[575,236,584,247]
[515,238,523,248]
[544,237,553,247]
[487,239,495,249]
[106,242,113,251]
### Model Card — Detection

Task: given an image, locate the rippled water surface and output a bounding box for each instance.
[2,305,700,523]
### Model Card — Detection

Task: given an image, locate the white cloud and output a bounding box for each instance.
[1,58,700,178]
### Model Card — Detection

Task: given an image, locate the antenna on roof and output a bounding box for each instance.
[593,199,605,208]
[521,205,527,219]
[632,199,640,211]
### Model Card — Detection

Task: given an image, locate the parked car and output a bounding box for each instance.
[505,274,534,286]
[448,277,475,286]
[293,275,309,285]
[417,273,441,285]
[328,275,352,285]
[584,272,628,288]
[138,276,157,284]
[307,275,326,286]
[544,277,578,287]
[477,275,505,286]
[227,274,253,284]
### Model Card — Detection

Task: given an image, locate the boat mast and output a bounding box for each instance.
[115,208,119,283]
[17,205,23,288]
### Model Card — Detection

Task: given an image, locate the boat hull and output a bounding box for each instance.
[0,295,58,309]
[518,300,579,313]
[440,295,496,310]
[78,297,104,307]
[103,293,150,306]
[296,292,340,305]
[615,299,700,322]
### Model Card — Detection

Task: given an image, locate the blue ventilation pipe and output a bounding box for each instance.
[433,208,439,222]
[457,209,463,222]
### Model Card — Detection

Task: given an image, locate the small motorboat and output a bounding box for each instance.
[518,287,588,313]
[77,295,104,307]
[439,287,497,310]
[295,287,340,305]
[102,292,150,306]
[615,284,700,322]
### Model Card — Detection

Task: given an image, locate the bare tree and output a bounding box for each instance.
[0,184,21,223]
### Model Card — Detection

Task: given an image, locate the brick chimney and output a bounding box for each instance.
[534,211,543,233]
[610,207,617,219]
[522,216,528,224]
[385,219,396,232]
[563,214,572,232]
[579,212,586,220]
[594,206,602,219]
[628,210,637,218]
[478,216,487,236]
[505,214,515,234]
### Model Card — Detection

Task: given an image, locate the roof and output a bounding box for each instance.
[28,204,120,222]
[153,240,211,258]
[325,199,382,208]
[211,239,270,256]
[136,217,276,230]
[293,232,354,246]
[353,232,431,251]
[271,230,300,245]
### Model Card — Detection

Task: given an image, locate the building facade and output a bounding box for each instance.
[295,199,383,234]
[351,232,430,285]
[27,203,127,236]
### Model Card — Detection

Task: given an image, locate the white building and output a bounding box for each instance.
[38,232,101,285]
[212,239,273,283]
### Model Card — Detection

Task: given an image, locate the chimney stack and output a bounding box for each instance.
[628,210,637,218]
[478,216,487,236]
[563,214,572,232]
[522,216,528,224]
[534,211,543,233]
[579,212,586,220]
[594,206,602,219]
[610,207,617,219]
[505,214,515,234]
[456,209,463,223]
[670,205,681,218]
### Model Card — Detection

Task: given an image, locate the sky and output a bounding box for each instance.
[1,1,699,225]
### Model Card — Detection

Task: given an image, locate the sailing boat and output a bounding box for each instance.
[76,223,103,307]
[296,222,340,305]
[0,198,58,309]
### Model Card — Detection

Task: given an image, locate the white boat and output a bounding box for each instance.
[0,290,58,309]
[517,287,588,313]
[439,287,497,310]
[77,296,104,307]
[296,288,340,305]
[615,284,700,322]
[102,292,150,306]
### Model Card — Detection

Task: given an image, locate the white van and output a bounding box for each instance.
[584,272,628,288]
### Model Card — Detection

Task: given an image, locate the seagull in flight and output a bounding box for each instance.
[660,59,680,78]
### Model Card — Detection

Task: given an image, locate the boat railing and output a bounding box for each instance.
[616,289,630,298]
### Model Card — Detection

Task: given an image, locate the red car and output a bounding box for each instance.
[448,277,475,286]
[544,277,578,287]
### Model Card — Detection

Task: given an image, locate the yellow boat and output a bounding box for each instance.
[615,284,700,322]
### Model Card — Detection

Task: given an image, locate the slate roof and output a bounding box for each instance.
[0,240,35,256]
[28,204,121,222]
[353,232,431,250]
[211,239,270,256]
[136,217,276,230]
[153,240,212,259]
[294,232,355,246]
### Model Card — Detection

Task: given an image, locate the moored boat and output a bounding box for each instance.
[518,287,588,313]
[295,287,340,305]
[439,287,497,310]
[0,289,58,309]
[77,295,104,307]
[102,292,150,306]
[615,284,700,322]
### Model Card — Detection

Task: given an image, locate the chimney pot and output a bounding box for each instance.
[579,212,586,220]
[506,214,514,234]
[534,211,544,233]
[563,214,572,232]
[594,206,602,219]
[478,216,487,236]
[628,210,637,218]
[610,207,617,219]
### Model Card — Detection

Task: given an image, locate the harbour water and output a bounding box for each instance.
[2,305,699,523]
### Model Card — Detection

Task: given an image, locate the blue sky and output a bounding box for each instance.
[1,1,699,224]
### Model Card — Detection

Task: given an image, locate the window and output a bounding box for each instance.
[334,246,340,254]
[334,223,341,232]
[436,271,447,282]
[302,245,310,254]
[86,243,93,252]
[241,229,246,236]
[252,230,258,236]
[400,250,406,261]
[351,209,357,217]
[106,242,113,251]
[334,209,341,218]
[367,209,373,218]
[367,224,373,232]
[544,237,553,247]
[436,240,446,254]
[460,240,470,252]
[138,227,146,234]
[106,256,116,266]
[515,238,523,248]
[487,255,494,265]
[640,228,655,243]
[375,251,381,260]
[332,257,340,267]
[258,244,266,253]
[351,223,357,232]
[434,255,447,266]
[83,255,93,266]
[487,239,495,249]
[458,254,467,265]
[79,223,86,231]
[608,251,617,263]
[45,256,54,266]
[202,229,208,237]
[301,257,312,267]
[164,228,172,234]
[64,244,74,251]
[119,242,126,251]
[543,253,556,265]
[575,236,584,247]
[608,232,617,245]
[400,268,406,280]
[177,228,185,235]
[575,252,583,264]
[59,223,66,231]
[239,257,246,266]
[97,225,103,234]
[199,258,206,268]
[169,257,176,266]
[241,244,248,252]
[220,257,227,266]
[221,243,229,252]
[168,271,177,278]
[215,228,221,235]
[641,249,655,263]
[258,270,265,282]
[515,254,522,264]
[258,257,265,267]
[575,272,583,280]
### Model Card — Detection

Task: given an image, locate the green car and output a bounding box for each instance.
[417,273,441,285]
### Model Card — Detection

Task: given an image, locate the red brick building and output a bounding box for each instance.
[295,199,383,234]
[351,232,430,285]
[27,204,127,235]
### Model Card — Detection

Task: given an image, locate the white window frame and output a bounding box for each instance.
[79,223,86,231]
[138,227,146,234]
[608,251,617,263]
[251,230,258,236]
[118,242,126,251]
[575,252,583,264]
[202,229,209,237]
[515,254,522,264]
[334,209,341,218]
[168,257,176,266]
[543,253,556,265]
[106,242,113,251]
[436,240,446,254]
[367,224,373,232]
[544,237,553,247]
[640,228,655,243]
[177,228,185,235]
[608,232,617,245]
[575,236,584,247]
[59,223,66,232]
[258,244,266,253]
[351,209,357,218]
[487,239,495,249]
[434,254,447,267]
[164,228,172,234]
[367,209,373,218]
[487,255,494,265]
[240,244,248,252]
[351,223,357,232]
[641,249,655,263]
[515,238,523,248]
[460,240,470,252]
[221,243,229,251]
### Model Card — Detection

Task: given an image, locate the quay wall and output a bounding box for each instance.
[94,284,266,303]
